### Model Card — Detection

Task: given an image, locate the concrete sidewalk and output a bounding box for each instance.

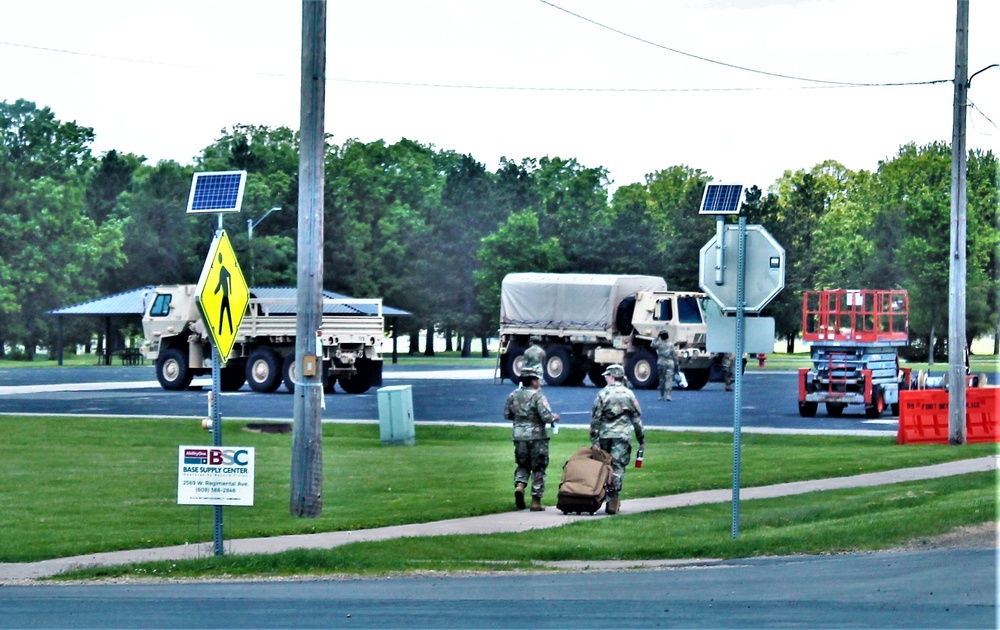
[2,456,995,581]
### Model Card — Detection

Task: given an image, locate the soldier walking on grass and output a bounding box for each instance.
[590,364,645,515]
[650,330,678,401]
[503,367,560,511]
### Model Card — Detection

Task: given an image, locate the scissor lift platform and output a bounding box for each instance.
[798,290,910,418]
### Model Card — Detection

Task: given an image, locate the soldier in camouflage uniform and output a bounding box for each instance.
[723,353,735,391]
[503,367,560,511]
[650,330,679,401]
[521,341,546,382]
[589,364,645,515]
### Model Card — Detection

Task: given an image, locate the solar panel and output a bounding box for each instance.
[186,171,247,213]
[699,183,744,215]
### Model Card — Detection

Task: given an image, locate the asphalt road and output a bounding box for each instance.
[0,365,909,434]
[1,549,994,629]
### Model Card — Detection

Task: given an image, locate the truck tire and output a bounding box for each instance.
[587,363,607,388]
[825,402,846,417]
[220,360,246,391]
[566,361,587,386]
[282,353,296,393]
[246,348,282,393]
[543,346,573,386]
[505,345,526,385]
[682,368,710,391]
[865,386,885,418]
[798,401,818,417]
[625,349,657,389]
[339,359,372,394]
[156,348,193,391]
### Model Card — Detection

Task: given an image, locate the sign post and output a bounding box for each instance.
[184,171,249,556]
[698,185,785,538]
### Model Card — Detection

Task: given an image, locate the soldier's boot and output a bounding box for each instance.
[657,390,664,401]
[725,384,733,392]
[666,391,672,401]
[605,496,620,515]
[530,496,545,512]
[514,483,527,510]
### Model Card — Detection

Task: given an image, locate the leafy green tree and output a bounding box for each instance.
[529,156,611,271]
[0,100,123,358]
[964,149,999,352]
[106,160,199,289]
[1,178,124,358]
[434,152,506,356]
[600,182,659,275]
[743,163,848,350]
[86,150,142,225]
[644,165,713,288]
[197,125,300,286]
[474,210,565,329]
[325,138,440,352]
[879,143,955,361]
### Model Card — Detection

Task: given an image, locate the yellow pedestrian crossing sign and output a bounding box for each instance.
[195,230,250,362]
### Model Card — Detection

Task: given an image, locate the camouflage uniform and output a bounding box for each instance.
[723,353,735,391]
[503,382,556,499]
[522,344,546,379]
[650,336,679,400]
[590,371,645,500]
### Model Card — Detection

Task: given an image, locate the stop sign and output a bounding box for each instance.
[699,224,785,313]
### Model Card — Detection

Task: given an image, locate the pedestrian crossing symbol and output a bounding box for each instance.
[195,230,249,363]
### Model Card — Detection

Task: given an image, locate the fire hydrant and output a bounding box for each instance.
[757,353,767,368]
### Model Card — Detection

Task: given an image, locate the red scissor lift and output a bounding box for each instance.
[798,289,911,418]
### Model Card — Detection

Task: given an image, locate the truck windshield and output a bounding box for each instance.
[677,297,703,324]
[149,294,172,317]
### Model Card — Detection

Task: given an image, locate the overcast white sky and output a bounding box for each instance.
[2,0,997,191]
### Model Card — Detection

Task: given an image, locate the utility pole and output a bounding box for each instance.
[948,0,968,445]
[291,0,326,517]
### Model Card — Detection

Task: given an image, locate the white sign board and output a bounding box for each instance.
[177,445,255,506]
[705,316,776,355]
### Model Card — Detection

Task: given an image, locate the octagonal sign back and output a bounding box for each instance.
[699,224,785,313]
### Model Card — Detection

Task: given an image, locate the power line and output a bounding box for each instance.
[0,38,948,93]
[968,100,997,133]
[537,0,951,89]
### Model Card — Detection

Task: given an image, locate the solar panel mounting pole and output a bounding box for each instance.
[211,212,224,556]
[731,217,747,539]
[714,216,725,285]
[291,0,326,518]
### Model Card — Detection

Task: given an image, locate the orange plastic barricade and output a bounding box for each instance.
[965,388,999,444]
[897,390,950,444]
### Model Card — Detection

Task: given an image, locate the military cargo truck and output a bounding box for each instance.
[141,285,384,394]
[498,273,720,389]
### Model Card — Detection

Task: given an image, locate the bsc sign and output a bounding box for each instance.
[195,230,249,362]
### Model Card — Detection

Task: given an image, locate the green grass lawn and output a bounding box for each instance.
[3,416,996,574]
[72,471,994,580]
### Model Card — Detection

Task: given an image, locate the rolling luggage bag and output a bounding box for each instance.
[556,446,612,515]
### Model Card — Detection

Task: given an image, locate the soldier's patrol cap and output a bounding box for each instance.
[519,367,540,379]
[602,364,625,378]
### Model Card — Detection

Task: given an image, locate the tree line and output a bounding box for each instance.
[1,99,997,360]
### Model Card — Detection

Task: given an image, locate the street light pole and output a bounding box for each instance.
[247,206,281,286]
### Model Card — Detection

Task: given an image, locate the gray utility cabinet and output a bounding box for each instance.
[377,384,415,446]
